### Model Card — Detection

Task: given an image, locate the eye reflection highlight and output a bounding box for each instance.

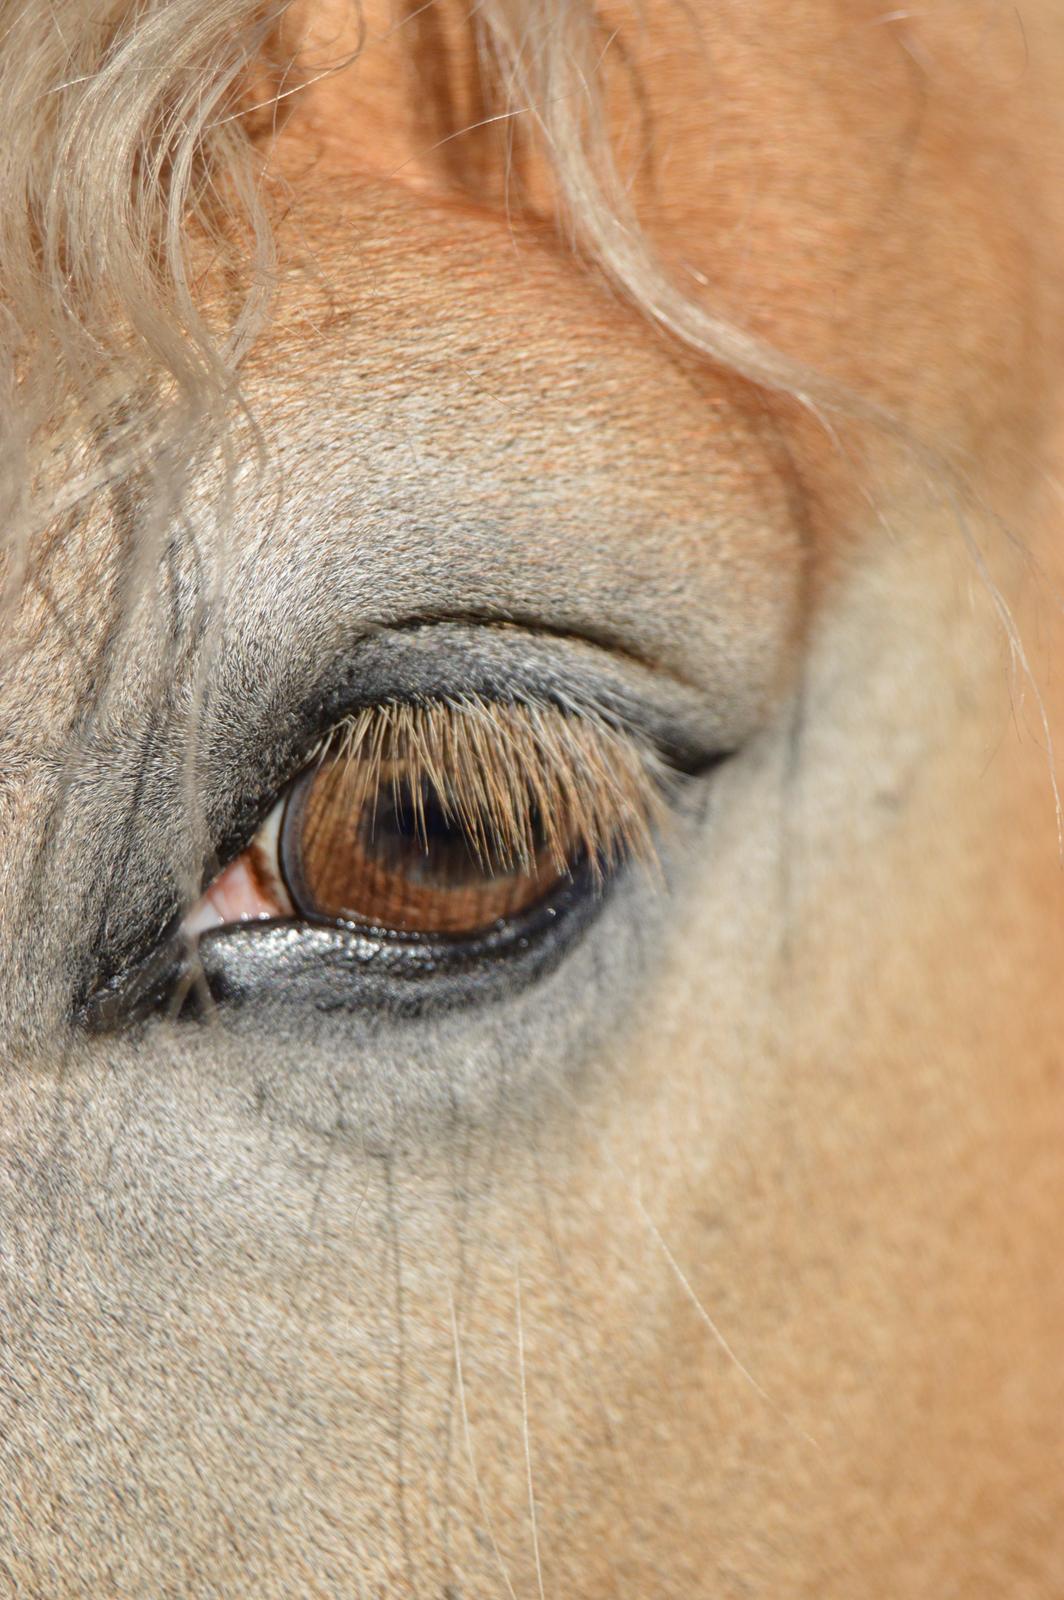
[283,764,577,935]
[184,695,668,945]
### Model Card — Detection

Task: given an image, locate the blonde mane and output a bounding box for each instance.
[0,0,828,619]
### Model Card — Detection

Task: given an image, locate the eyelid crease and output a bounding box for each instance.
[306,692,672,885]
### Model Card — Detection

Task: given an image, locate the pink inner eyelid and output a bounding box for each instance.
[180,798,293,941]
[180,854,283,939]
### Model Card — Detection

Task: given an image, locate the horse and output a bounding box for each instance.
[1,0,1063,1592]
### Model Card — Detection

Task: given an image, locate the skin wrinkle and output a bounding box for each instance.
[2,0,1064,1596]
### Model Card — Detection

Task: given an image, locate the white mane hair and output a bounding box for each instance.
[0,0,831,614]
[5,0,1042,840]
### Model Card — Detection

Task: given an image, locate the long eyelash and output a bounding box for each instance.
[311,695,672,880]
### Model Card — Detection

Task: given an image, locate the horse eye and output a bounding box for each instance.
[182,696,665,950]
[280,759,578,936]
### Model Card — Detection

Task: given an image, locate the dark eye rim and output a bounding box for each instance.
[78,621,731,1033]
[193,857,605,1019]
[80,853,613,1030]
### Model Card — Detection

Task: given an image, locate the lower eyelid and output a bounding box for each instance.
[184,858,615,1025]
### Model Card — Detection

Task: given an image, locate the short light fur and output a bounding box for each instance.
[3,2,1064,1596]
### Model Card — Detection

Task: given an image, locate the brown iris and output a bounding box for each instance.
[281,758,571,935]
[275,697,662,940]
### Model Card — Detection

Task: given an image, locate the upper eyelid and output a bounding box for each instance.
[84,689,665,1030]
[78,620,728,1025]
[203,618,733,866]
[347,618,733,756]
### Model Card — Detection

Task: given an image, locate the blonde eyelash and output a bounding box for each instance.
[311,695,671,881]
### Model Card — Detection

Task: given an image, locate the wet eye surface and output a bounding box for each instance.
[177,696,667,1018]
[84,688,680,1030]
[272,698,658,941]
[283,763,571,935]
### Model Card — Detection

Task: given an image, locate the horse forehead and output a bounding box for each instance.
[256,188,778,495]
[277,0,1053,459]
[9,0,1055,757]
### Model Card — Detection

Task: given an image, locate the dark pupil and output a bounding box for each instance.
[367,782,532,883]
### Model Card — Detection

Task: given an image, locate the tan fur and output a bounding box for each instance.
[2,1,1064,1596]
